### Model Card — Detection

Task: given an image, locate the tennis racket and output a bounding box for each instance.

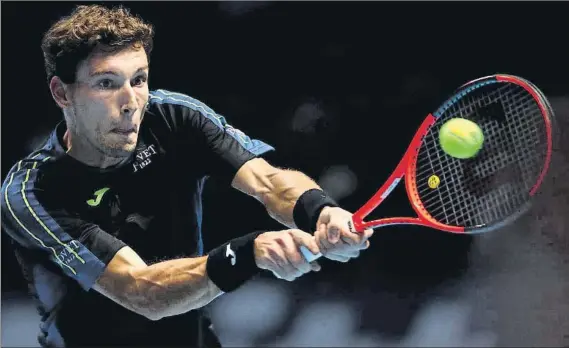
[301,74,554,262]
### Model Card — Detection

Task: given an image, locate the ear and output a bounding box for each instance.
[49,76,72,108]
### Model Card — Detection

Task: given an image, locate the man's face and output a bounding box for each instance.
[67,45,150,158]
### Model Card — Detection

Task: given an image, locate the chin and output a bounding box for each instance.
[102,142,137,158]
[98,133,139,157]
[104,148,133,158]
[120,143,138,153]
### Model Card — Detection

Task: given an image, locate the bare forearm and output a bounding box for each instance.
[127,256,222,320]
[231,159,324,228]
[258,169,321,228]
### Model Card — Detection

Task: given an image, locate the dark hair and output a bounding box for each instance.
[41,4,154,84]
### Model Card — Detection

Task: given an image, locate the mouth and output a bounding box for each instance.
[111,127,137,135]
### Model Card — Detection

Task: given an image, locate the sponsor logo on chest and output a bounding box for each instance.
[133,144,158,173]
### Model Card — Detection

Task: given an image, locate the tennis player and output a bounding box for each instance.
[0,5,373,347]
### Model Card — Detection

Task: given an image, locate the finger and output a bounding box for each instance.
[280,234,312,274]
[282,255,303,279]
[346,249,360,258]
[301,230,322,256]
[268,245,302,278]
[316,234,333,255]
[310,261,321,272]
[335,221,363,246]
[316,206,332,226]
[316,232,336,256]
[327,225,340,244]
[315,224,333,253]
[325,253,351,263]
[362,228,374,242]
[318,222,327,242]
[267,247,288,270]
[287,231,320,273]
[264,240,303,280]
[340,234,361,246]
[271,268,285,279]
[333,244,361,258]
[281,271,297,282]
[279,259,302,280]
[272,267,296,282]
[339,235,367,252]
[352,231,372,250]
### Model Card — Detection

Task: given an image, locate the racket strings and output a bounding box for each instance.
[423,136,457,223]
[438,89,542,225]
[414,82,549,228]
[447,86,545,225]
[416,86,532,220]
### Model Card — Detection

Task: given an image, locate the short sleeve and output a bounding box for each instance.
[148,89,275,183]
[1,168,127,291]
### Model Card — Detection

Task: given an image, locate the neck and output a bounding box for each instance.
[64,129,125,169]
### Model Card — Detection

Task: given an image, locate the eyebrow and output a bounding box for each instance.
[89,66,149,78]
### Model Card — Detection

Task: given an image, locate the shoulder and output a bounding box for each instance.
[148,89,216,115]
[0,150,63,248]
[146,89,229,130]
[1,150,58,204]
[1,124,70,208]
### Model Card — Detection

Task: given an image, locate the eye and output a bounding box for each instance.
[98,79,114,89]
[133,75,147,87]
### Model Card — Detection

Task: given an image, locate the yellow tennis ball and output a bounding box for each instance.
[439,118,484,159]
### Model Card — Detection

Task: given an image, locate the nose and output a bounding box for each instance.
[120,84,138,117]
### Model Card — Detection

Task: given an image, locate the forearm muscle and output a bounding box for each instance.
[95,252,222,321]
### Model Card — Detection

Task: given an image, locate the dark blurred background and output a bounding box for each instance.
[2,1,569,347]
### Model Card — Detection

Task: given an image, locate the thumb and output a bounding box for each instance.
[327,225,340,244]
[291,230,320,255]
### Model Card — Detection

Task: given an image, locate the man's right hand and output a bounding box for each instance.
[254,229,321,281]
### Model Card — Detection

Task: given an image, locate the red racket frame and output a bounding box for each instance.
[350,74,553,234]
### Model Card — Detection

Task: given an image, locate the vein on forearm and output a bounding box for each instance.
[255,169,321,228]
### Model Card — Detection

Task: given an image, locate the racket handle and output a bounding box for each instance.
[300,245,322,263]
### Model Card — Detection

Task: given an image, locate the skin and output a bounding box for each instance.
[230,159,374,262]
[50,45,149,168]
[47,42,372,321]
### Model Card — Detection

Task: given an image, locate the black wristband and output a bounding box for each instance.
[293,189,339,233]
[206,231,263,293]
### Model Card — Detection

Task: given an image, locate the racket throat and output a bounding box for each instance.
[353,164,407,221]
[353,114,436,224]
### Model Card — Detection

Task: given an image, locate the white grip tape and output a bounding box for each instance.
[300,245,322,262]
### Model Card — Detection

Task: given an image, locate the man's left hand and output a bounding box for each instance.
[313,206,374,262]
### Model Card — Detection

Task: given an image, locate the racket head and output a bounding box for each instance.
[406,74,554,234]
